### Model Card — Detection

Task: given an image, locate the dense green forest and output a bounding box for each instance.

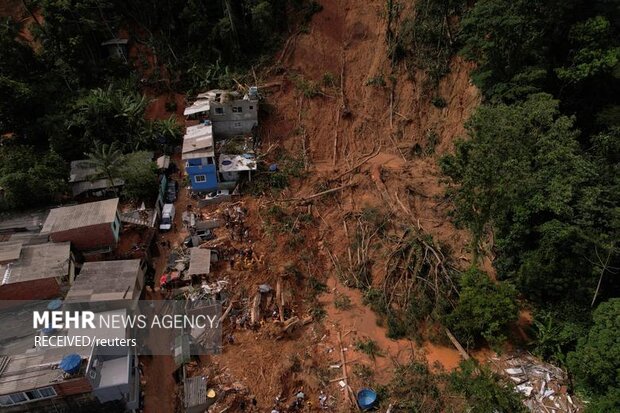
[390,0,619,409]
[0,0,317,209]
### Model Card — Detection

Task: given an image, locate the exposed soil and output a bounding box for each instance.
[157,0,483,411]
[228,0,482,408]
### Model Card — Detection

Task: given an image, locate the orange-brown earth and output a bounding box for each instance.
[2,0,489,411]
[174,0,484,411]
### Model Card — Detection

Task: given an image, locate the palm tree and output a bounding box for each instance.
[85,141,124,191]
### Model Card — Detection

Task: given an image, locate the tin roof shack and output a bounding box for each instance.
[182,124,218,193]
[184,88,258,137]
[42,199,121,253]
[0,241,75,303]
[64,259,147,303]
[69,160,124,198]
[0,309,140,412]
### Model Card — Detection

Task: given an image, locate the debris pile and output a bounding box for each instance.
[222,204,250,242]
[489,353,583,412]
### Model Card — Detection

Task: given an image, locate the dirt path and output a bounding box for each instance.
[141,155,190,413]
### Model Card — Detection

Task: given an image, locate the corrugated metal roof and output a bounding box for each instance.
[69,160,97,183]
[185,124,212,137]
[0,242,71,285]
[69,160,125,197]
[0,308,129,395]
[65,259,143,302]
[41,199,119,234]
[187,248,211,275]
[0,211,48,233]
[183,100,210,116]
[71,178,125,197]
[156,155,170,169]
[0,241,23,263]
[184,375,208,408]
[0,349,79,395]
[182,131,215,161]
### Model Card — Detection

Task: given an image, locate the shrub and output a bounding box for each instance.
[445,268,518,348]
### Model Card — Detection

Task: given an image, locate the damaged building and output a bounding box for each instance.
[183,88,259,137]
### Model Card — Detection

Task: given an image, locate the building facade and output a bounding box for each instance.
[183,89,258,137]
[41,199,121,252]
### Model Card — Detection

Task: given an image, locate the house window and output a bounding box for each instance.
[232,106,243,113]
[0,387,57,406]
[38,388,56,398]
[9,393,26,403]
[214,107,224,115]
[195,175,207,183]
[207,158,214,165]
[249,106,254,110]
[233,122,242,129]
[0,395,13,406]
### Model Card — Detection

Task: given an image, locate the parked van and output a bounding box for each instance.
[160,203,175,231]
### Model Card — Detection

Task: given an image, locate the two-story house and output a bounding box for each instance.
[183,88,258,137]
[182,124,218,193]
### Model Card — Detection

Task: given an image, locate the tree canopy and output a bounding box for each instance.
[568,299,620,402]
[446,268,518,348]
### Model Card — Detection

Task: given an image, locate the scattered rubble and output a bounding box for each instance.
[489,353,583,413]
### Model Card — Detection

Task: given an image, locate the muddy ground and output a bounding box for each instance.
[139,0,485,411]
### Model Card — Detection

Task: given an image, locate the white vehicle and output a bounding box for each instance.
[159,203,176,231]
[204,189,230,201]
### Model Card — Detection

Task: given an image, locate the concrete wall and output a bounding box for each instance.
[210,99,258,137]
[50,223,116,251]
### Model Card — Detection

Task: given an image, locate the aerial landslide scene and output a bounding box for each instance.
[0,0,618,412]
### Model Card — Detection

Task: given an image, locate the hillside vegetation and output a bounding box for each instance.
[390,0,619,409]
[0,0,318,209]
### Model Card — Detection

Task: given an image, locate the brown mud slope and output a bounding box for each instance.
[263,0,479,257]
[250,0,480,407]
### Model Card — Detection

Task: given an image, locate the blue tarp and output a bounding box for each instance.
[59,353,82,374]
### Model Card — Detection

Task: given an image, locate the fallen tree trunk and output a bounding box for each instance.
[445,328,470,360]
